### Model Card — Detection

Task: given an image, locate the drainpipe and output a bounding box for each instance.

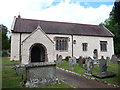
[71,35,73,57]
[19,33,22,63]
[18,15,22,64]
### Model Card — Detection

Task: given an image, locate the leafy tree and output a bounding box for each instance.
[112,0,120,25]
[0,24,10,50]
[101,0,120,57]
[102,10,120,57]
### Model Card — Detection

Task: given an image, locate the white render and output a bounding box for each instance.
[11,29,114,64]
[48,34,114,60]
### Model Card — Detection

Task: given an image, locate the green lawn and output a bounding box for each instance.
[2,57,73,88]
[2,57,20,65]
[57,60,120,85]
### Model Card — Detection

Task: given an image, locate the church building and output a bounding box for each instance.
[10,16,114,64]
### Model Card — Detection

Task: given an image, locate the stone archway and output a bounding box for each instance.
[30,43,48,63]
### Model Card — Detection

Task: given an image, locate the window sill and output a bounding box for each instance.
[56,50,68,52]
[101,51,107,52]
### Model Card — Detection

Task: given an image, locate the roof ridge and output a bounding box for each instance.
[13,17,113,37]
[17,17,99,27]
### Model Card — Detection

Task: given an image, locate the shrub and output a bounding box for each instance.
[82,57,88,64]
[64,56,71,62]
[2,50,9,57]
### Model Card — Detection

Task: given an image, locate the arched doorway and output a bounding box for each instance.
[30,43,47,63]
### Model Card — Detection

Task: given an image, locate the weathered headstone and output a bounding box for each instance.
[71,57,77,64]
[68,57,76,70]
[85,57,94,75]
[106,57,110,62]
[92,56,116,79]
[57,55,62,65]
[78,56,83,68]
[111,55,118,63]
[25,62,58,88]
[12,64,24,75]
[99,56,107,72]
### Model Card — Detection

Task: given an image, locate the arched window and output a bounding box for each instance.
[62,40,64,50]
[56,40,58,50]
[65,40,68,50]
[59,40,62,50]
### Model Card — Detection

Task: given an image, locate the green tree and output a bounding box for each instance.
[101,0,120,57]
[112,0,120,25]
[102,15,120,57]
[0,24,10,50]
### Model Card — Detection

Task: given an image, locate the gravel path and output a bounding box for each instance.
[56,68,115,88]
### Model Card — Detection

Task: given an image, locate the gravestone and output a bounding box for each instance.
[25,62,58,88]
[68,57,76,70]
[106,57,110,62]
[92,56,116,79]
[71,57,77,64]
[99,56,107,72]
[12,64,24,75]
[85,57,94,75]
[111,55,118,63]
[57,55,62,65]
[78,56,83,68]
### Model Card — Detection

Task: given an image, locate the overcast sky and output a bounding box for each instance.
[0,0,115,31]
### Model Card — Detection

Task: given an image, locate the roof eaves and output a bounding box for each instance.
[11,16,17,31]
[100,25,114,37]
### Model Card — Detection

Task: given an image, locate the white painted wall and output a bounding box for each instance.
[73,35,114,59]
[11,32,114,63]
[10,33,30,61]
[10,33,20,61]
[48,34,114,60]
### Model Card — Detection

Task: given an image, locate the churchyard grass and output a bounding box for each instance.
[2,57,20,65]
[2,57,73,88]
[57,60,119,85]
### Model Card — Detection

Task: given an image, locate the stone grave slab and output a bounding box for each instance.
[92,71,116,79]
[25,62,58,88]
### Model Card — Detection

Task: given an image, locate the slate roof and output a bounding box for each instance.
[12,17,114,37]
